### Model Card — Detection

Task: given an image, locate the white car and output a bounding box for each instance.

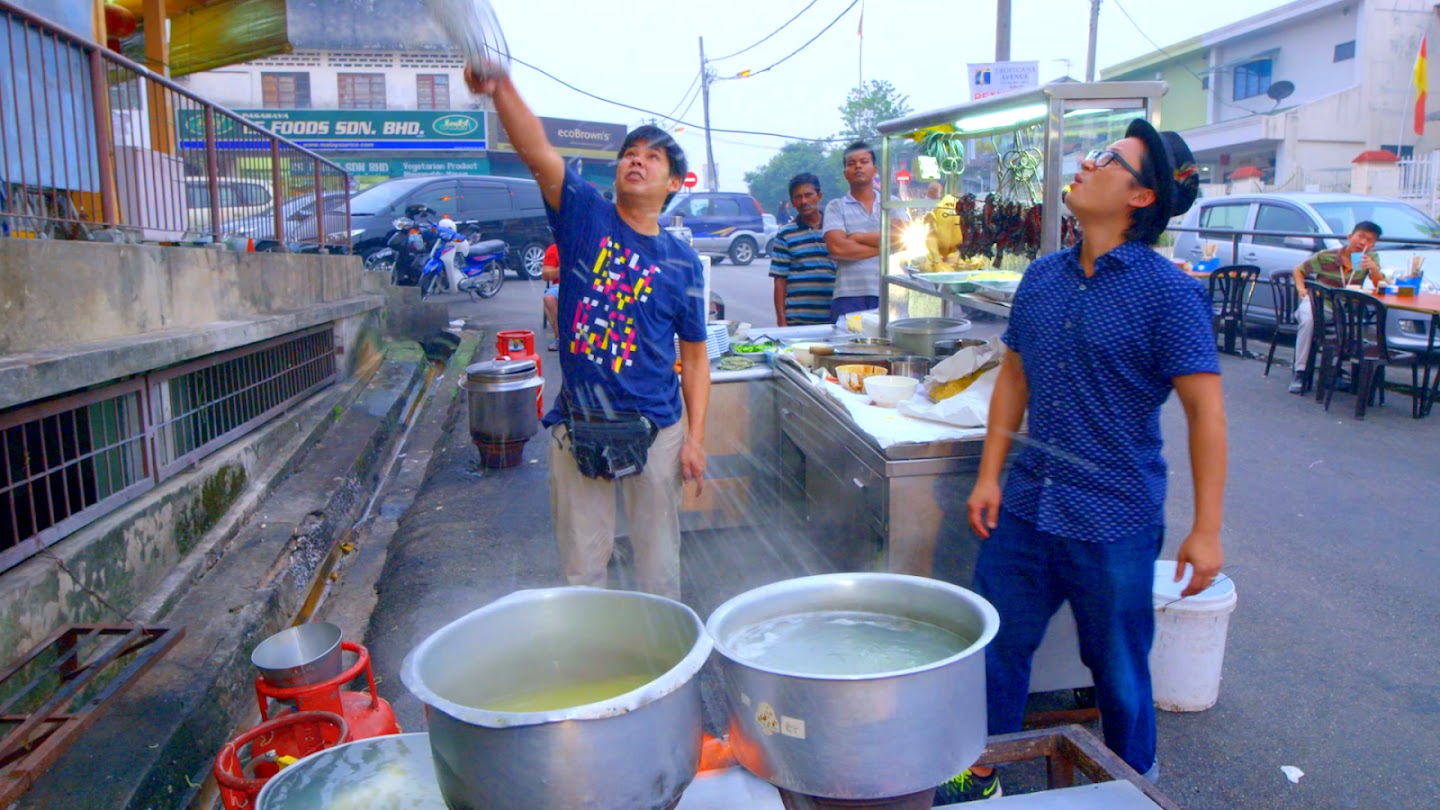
[1172,193,1440,351]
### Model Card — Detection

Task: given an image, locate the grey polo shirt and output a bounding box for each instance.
[822,192,906,298]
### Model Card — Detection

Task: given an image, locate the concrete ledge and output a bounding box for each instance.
[13,343,427,810]
[0,295,384,410]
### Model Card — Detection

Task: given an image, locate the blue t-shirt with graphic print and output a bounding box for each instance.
[543,168,707,429]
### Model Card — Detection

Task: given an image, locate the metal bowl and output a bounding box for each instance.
[251,622,344,688]
[401,588,713,809]
[933,338,989,358]
[706,574,998,800]
[849,336,892,347]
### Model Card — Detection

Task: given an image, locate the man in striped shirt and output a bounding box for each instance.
[769,173,838,326]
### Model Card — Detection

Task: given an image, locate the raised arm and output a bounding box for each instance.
[465,70,565,210]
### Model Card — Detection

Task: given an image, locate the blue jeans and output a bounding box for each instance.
[831,295,879,322]
[973,510,1163,774]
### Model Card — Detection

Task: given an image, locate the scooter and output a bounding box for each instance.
[417,218,508,301]
[364,204,439,286]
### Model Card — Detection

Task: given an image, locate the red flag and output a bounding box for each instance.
[1415,36,1428,136]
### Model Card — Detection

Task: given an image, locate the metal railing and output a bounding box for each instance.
[0,326,337,574]
[0,0,351,251]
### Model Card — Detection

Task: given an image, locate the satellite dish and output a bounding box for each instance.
[1267,81,1295,109]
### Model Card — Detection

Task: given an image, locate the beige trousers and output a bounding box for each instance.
[548,418,686,600]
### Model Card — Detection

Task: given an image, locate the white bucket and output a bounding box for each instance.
[1149,561,1237,712]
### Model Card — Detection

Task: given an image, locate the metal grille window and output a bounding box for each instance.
[416,74,451,110]
[1,383,151,573]
[0,326,337,574]
[338,73,387,109]
[262,72,312,108]
[150,327,337,478]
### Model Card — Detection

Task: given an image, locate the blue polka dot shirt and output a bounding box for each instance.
[1000,241,1220,543]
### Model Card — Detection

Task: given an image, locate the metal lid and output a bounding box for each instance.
[465,359,536,384]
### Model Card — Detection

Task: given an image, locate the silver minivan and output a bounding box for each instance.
[1172,193,1440,351]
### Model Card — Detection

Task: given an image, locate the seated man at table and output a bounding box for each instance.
[1288,221,1385,393]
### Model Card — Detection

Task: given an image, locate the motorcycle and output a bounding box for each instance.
[416,217,508,301]
[364,204,439,286]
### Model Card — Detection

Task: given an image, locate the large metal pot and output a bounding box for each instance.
[459,359,543,467]
[706,573,999,800]
[886,318,972,357]
[401,588,713,810]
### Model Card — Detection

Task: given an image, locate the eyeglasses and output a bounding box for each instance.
[1085,149,1149,187]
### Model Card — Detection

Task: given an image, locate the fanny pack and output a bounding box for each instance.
[561,396,658,480]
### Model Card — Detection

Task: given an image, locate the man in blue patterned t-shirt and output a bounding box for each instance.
[770,173,837,326]
[938,121,1227,803]
[466,68,708,601]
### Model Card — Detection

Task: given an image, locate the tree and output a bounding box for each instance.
[742,141,847,218]
[837,80,912,144]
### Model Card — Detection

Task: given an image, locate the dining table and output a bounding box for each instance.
[1376,291,1440,417]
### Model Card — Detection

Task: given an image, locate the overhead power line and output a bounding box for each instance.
[661,71,702,122]
[709,0,823,62]
[508,55,845,142]
[725,0,862,80]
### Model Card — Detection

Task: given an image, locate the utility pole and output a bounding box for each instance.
[995,0,1011,62]
[1086,0,1102,82]
[699,36,718,192]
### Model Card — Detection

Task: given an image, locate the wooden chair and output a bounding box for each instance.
[1264,269,1302,377]
[1207,265,1259,356]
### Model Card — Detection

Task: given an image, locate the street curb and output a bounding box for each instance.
[14,344,428,810]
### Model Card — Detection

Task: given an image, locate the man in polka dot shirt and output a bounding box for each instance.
[939,120,1226,802]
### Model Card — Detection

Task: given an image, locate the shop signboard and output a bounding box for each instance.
[967,61,1040,100]
[178,109,488,150]
[488,113,626,158]
[331,158,491,176]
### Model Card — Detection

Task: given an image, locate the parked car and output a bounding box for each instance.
[661,191,767,265]
[348,175,553,279]
[184,176,274,235]
[1173,192,1440,352]
[232,191,349,252]
[761,213,779,256]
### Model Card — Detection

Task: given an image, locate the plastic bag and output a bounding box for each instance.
[424,0,511,79]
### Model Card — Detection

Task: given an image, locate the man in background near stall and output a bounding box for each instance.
[938,120,1227,803]
[770,173,837,326]
[1287,221,1385,393]
[926,181,945,200]
[541,243,561,351]
[824,141,903,322]
[464,67,710,601]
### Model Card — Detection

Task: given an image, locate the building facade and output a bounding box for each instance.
[1102,0,1435,195]
[180,1,625,190]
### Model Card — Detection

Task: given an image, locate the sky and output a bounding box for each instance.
[484,0,1292,188]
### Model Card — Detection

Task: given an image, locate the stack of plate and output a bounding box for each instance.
[706,323,730,359]
[675,325,730,361]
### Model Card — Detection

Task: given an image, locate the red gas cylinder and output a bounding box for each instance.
[213,710,348,810]
[254,642,399,742]
[496,329,544,418]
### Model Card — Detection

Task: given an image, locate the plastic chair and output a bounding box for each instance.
[1207,265,1260,356]
[1304,285,1340,398]
[1324,289,1419,419]
[1265,269,1302,377]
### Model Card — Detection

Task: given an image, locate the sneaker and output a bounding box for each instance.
[547,339,559,352]
[1288,371,1304,394]
[933,769,1002,804]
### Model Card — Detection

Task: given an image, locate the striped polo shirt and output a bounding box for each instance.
[769,217,837,324]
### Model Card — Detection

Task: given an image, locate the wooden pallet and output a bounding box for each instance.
[0,624,184,806]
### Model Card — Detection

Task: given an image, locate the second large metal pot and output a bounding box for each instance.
[886,318,972,357]
[401,588,713,809]
[706,573,999,800]
[459,359,542,443]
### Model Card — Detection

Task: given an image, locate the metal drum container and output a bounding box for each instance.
[706,574,999,800]
[459,359,543,467]
[401,588,713,810]
[889,356,931,382]
[886,318,972,357]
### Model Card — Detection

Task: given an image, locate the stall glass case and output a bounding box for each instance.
[874,81,1167,327]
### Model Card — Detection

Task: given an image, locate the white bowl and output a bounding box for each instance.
[788,342,827,369]
[864,375,919,408]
